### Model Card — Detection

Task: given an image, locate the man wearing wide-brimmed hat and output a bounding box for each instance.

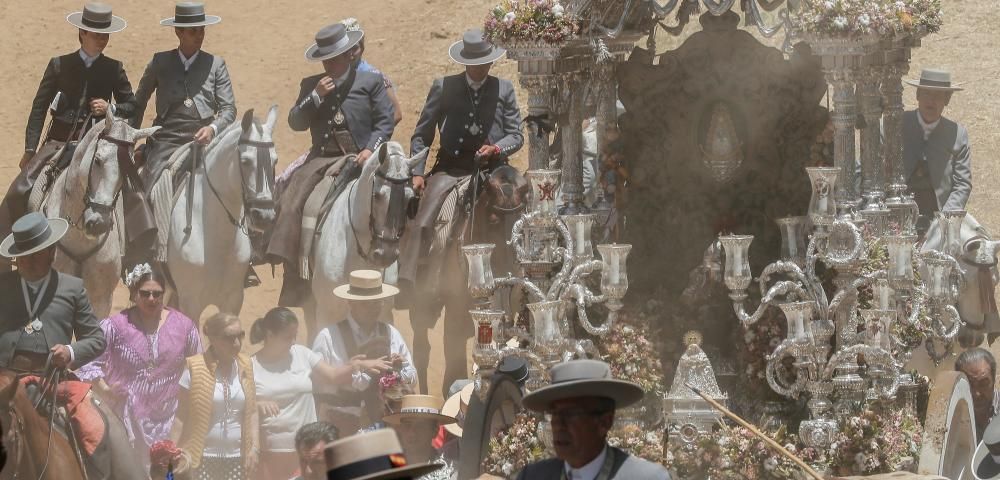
[312,270,416,437]
[267,22,397,307]
[383,394,456,478]
[400,28,523,397]
[517,359,671,479]
[1,2,137,244]
[132,1,235,197]
[902,68,970,233]
[323,428,444,480]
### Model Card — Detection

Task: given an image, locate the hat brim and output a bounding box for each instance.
[159,15,222,27]
[66,12,127,34]
[521,378,645,412]
[441,384,473,437]
[346,462,444,480]
[972,442,1000,480]
[383,411,457,426]
[903,79,964,91]
[305,30,364,62]
[333,282,399,301]
[448,40,506,66]
[0,218,69,259]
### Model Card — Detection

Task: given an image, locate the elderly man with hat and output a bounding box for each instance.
[312,270,416,437]
[400,28,523,397]
[1,2,136,244]
[132,1,235,198]
[267,22,396,307]
[0,212,146,478]
[517,359,670,479]
[384,394,457,478]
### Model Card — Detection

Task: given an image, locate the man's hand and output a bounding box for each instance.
[89,99,110,117]
[315,76,336,98]
[19,151,33,170]
[258,401,280,418]
[193,126,215,145]
[50,344,72,368]
[352,355,392,376]
[355,148,372,166]
[412,175,425,192]
[476,144,501,163]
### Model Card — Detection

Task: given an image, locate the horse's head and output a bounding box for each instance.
[237,107,279,233]
[82,116,159,236]
[481,165,530,225]
[358,142,427,268]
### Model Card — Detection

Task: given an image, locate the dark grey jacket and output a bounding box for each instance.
[902,109,972,211]
[287,70,395,154]
[0,270,105,369]
[409,73,523,175]
[132,49,237,133]
[515,447,671,479]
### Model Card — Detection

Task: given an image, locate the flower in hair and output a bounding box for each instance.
[125,263,153,288]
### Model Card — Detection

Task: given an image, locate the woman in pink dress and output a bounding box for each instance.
[78,264,202,472]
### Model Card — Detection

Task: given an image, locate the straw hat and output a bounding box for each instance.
[66,3,126,34]
[333,270,400,301]
[521,359,644,412]
[383,395,456,426]
[324,429,442,480]
[441,383,474,437]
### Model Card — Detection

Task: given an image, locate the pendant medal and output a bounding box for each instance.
[334,110,346,126]
[183,98,194,108]
[31,319,42,332]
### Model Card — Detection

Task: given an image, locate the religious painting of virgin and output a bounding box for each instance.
[697,100,747,185]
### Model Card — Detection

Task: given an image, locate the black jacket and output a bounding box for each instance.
[288,69,395,155]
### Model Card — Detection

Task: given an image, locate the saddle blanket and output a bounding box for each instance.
[20,376,105,455]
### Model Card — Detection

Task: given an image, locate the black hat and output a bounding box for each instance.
[497,356,529,384]
[448,29,505,66]
[0,213,69,259]
[305,23,364,62]
[974,416,1000,479]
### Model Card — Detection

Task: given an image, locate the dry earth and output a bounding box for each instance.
[0,0,997,397]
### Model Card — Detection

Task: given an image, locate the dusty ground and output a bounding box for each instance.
[0,0,996,397]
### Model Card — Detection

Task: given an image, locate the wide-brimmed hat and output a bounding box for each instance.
[160,2,221,28]
[973,417,1000,479]
[67,3,127,34]
[448,29,505,66]
[305,23,364,62]
[521,359,645,412]
[441,383,474,437]
[383,395,456,426]
[904,68,964,92]
[333,270,399,301]
[324,429,442,480]
[1,213,69,259]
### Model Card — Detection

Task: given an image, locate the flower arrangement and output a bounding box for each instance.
[600,320,666,398]
[663,434,727,478]
[482,412,548,477]
[607,424,665,464]
[483,0,580,46]
[738,307,790,399]
[797,0,942,38]
[828,407,922,474]
[149,440,182,477]
[378,370,404,401]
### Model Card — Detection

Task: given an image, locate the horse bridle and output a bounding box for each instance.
[82,133,135,220]
[348,168,412,263]
[203,135,276,229]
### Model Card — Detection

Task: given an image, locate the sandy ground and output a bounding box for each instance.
[0,0,996,397]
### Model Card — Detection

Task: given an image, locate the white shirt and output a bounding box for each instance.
[311,316,417,395]
[178,360,245,458]
[178,50,200,72]
[78,49,99,68]
[252,345,322,452]
[564,447,607,480]
[916,112,940,141]
[466,73,485,91]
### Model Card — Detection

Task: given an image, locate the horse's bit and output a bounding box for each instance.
[203,136,276,231]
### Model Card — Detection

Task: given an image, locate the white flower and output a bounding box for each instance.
[764,457,778,471]
[646,432,660,443]
[832,16,849,28]
[859,13,871,25]
[552,4,565,17]
[823,0,835,9]
[502,462,514,475]
[503,12,517,23]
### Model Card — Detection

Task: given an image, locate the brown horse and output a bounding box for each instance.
[0,370,85,480]
[409,165,529,396]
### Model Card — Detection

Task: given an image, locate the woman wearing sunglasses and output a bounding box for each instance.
[78,263,202,473]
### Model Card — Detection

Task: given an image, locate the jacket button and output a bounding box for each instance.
[454,150,459,155]
[459,138,463,143]
[324,134,329,139]
[328,120,333,125]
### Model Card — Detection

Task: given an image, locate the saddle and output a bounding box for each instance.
[149,142,196,262]
[294,155,356,279]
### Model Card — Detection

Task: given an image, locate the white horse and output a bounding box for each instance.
[308,141,426,335]
[167,107,278,321]
[42,116,159,318]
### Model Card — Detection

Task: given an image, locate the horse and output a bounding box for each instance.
[39,116,159,319]
[408,164,529,395]
[0,370,85,480]
[166,107,278,321]
[307,141,425,338]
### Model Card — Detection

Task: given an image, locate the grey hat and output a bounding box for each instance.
[0,213,69,259]
[66,3,127,34]
[305,23,364,62]
[973,417,1000,479]
[904,68,964,92]
[160,2,221,28]
[521,359,645,412]
[448,29,506,66]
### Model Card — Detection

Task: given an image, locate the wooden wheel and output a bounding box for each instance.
[917,370,977,479]
[457,374,525,479]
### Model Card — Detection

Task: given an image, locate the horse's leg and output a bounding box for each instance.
[303,294,319,343]
[410,296,443,395]
[441,294,473,398]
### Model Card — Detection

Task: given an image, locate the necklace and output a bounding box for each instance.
[218,361,235,438]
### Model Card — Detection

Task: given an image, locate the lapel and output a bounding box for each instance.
[902,111,923,177]
[14,270,59,322]
[477,76,501,136]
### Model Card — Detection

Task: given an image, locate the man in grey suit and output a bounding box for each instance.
[132,1,236,194]
[902,68,971,234]
[517,360,671,479]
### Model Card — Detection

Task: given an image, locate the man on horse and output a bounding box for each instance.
[268,22,396,307]
[0,212,143,479]
[399,29,523,395]
[0,2,136,250]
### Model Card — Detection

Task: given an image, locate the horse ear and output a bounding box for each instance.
[407,147,429,171]
[376,142,389,165]
[133,126,161,142]
[264,105,279,133]
[102,117,113,133]
[241,109,255,133]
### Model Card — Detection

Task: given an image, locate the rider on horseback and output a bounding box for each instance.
[399,29,523,395]
[0,212,144,479]
[0,2,137,252]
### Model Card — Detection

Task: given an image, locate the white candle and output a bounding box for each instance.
[794,315,805,340]
[732,247,744,277]
[786,225,798,258]
[878,285,890,311]
[575,221,586,255]
[817,196,828,215]
[471,257,485,287]
[608,257,620,285]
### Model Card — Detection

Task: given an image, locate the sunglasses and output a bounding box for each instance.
[138,290,164,300]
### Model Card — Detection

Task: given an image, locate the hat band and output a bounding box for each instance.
[919,78,952,88]
[348,285,383,296]
[81,16,113,29]
[15,225,52,249]
[401,407,440,414]
[174,13,207,24]
[327,454,408,479]
[461,45,494,60]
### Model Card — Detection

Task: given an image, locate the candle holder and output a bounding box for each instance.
[886,235,916,290]
[526,169,562,221]
[462,244,497,302]
[938,209,967,258]
[807,167,840,227]
[527,300,566,364]
[597,243,631,300]
[719,234,753,302]
[562,214,595,261]
[776,216,808,266]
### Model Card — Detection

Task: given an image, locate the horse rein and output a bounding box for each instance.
[348,168,413,264]
[202,135,276,231]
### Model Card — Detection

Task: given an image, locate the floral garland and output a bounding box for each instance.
[599,320,666,398]
[829,407,922,474]
[607,424,665,464]
[484,0,580,46]
[481,412,548,477]
[797,0,942,38]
